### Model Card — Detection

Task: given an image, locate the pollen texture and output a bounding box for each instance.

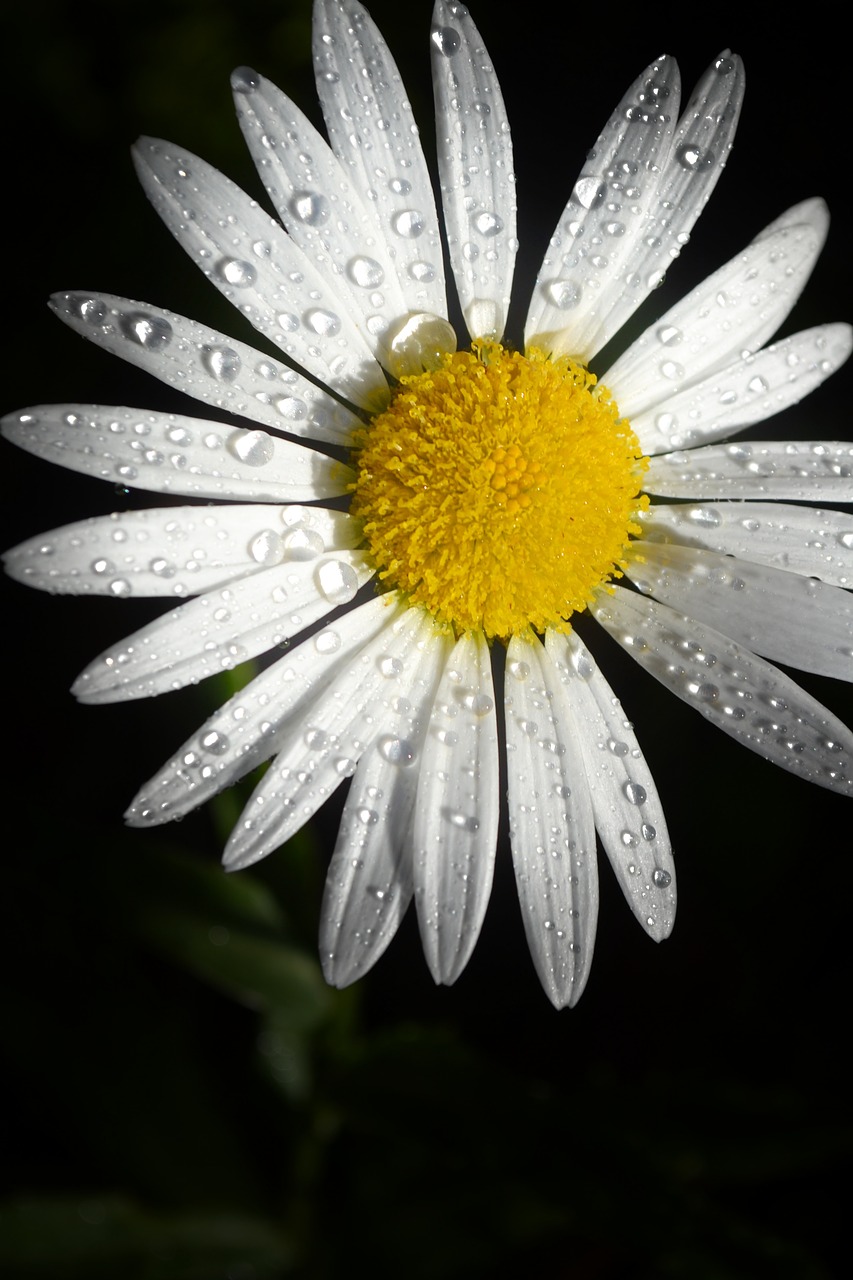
[351,342,648,640]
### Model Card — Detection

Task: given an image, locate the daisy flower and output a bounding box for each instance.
[4,0,852,1009]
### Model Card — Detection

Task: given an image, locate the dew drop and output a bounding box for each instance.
[624,782,647,806]
[546,279,582,310]
[304,308,341,337]
[431,26,461,55]
[316,559,358,604]
[274,396,308,421]
[216,259,257,288]
[289,190,330,226]
[314,628,341,654]
[201,730,230,755]
[378,736,416,766]
[347,256,385,288]
[232,66,259,94]
[202,345,241,382]
[408,260,435,283]
[109,578,131,598]
[249,530,284,565]
[652,867,672,888]
[283,527,324,560]
[379,656,403,678]
[474,211,503,237]
[228,429,274,466]
[392,209,425,238]
[120,311,172,349]
[676,143,715,171]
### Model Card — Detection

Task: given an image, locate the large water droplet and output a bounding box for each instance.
[232,66,259,94]
[120,311,173,349]
[289,190,330,226]
[316,559,359,604]
[202,345,241,382]
[249,530,285,565]
[474,211,503,237]
[283,527,324,560]
[391,209,425,238]
[304,308,341,337]
[624,782,647,806]
[347,255,385,288]
[227,429,274,466]
[652,867,672,888]
[546,280,582,311]
[431,26,461,55]
[216,258,257,288]
[378,736,416,766]
[201,729,230,755]
[676,143,715,172]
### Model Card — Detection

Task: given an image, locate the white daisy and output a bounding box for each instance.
[4,0,852,1008]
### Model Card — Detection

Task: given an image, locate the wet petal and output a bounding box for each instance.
[2,405,350,502]
[223,606,443,870]
[637,501,853,588]
[644,440,853,502]
[133,138,385,410]
[606,202,829,415]
[73,549,373,703]
[51,292,360,446]
[413,630,500,984]
[127,594,404,826]
[431,0,516,341]
[527,51,744,361]
[505,634,598,1008]
[4,504,357,598]
[232,67,410,360]
[320,627,450,986]
[626,543,853,681]
[544,630,675,940]
[593,586,853,796]
[313,0,446,317]
[631,323,852,455]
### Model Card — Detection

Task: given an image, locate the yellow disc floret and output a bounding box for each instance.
[350,341,648,640]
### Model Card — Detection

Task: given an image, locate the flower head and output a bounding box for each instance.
[4,0,852,1007]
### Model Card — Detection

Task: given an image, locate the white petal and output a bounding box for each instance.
[127,593,404,826]
[51,292,360,446]
[223,605,444,870]
[431,1,516,341]
[631,323,852,455]
[133,138,385,411]
[527,51,744,361]
[626,543,853,681]
[592,586,853,796]
[232,68,411,361]
[524,53,681,359]
[73,550,373,703]
[313,0,447,318]
[320,628,450,987]
[606,204,829,415]
[644,440,853,502]
[413,630,500,984]
[4,504,358,598]
[638,501,853,588]
[544,630,675,940]
[2,405,350,502]
[504,634,598,1009]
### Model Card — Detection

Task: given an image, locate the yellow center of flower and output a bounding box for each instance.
[350,341,648,640]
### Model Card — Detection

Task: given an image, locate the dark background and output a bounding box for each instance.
[2,2,851,1277]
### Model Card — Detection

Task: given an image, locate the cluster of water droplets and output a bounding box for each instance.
[592,588,853,794]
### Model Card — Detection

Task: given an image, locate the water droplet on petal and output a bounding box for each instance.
[676,143,715,171]
[216,259,257,288]
[378,736,416,766]
[227,429,274,466]
[202,345,241,382]
[289,190,330,226]
[652,867,672,888]
[624,782,647,806]
[431,26,461,55]
[474,211,503,237]
[316,559,358,604]
[391,209,425,238]
[546,280,582,311]
[201,730,230,755]
[120,311,172,349]
[249,530,284,565]
[347,256,385,288]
